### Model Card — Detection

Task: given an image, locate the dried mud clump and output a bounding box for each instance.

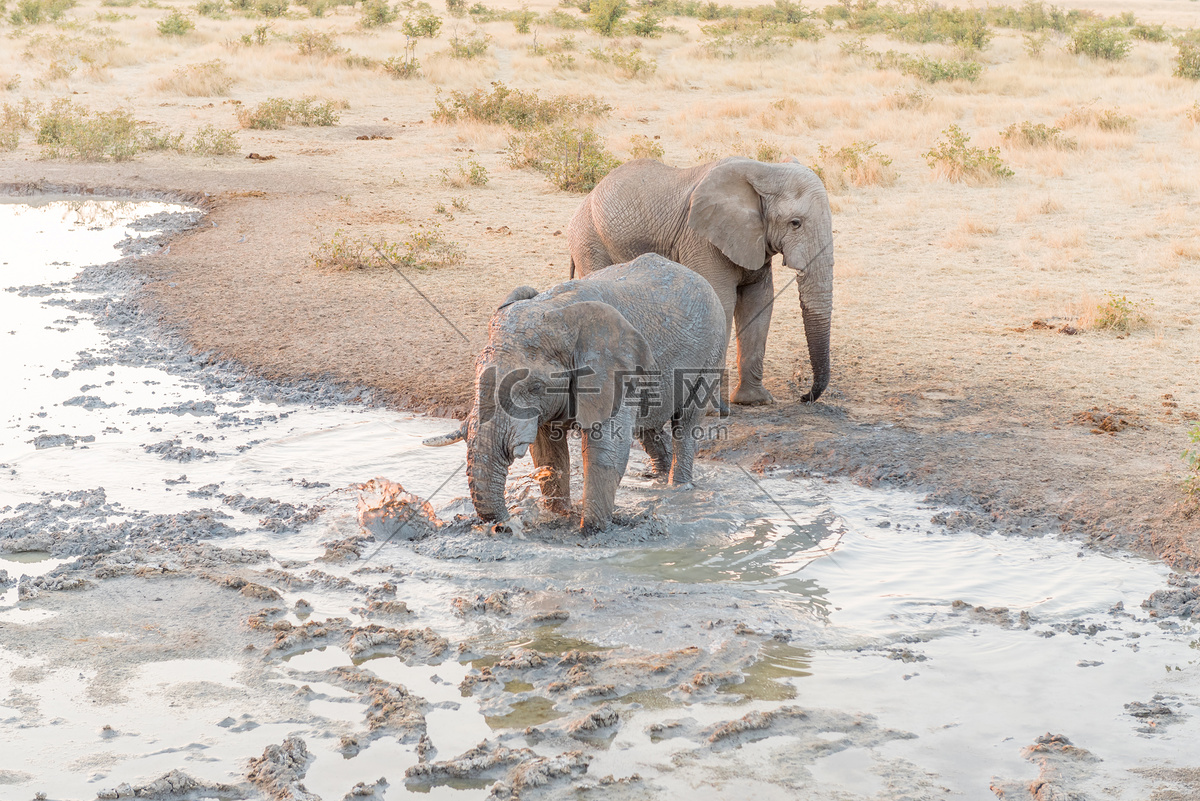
[269,618,350,653]
[452,590,513,616]
[97,769,242,800]
[406,741,533,784]
[490,751,590,800]
[1072,407,1139,434]
[328,666,427,741]
[990,733,1097,801]
[564,704,620,736]
[204,572,283,601]
[951,600,1033,629]
[1125,695,1181,734]
[1142,573,1200,620]
[247,736,318,801]
[706,707,809,744]
[344,624,449,663]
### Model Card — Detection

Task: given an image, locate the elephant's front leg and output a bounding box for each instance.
[530,422,571,514]
[579,419,632,532]
[732,267,775,406]
[637,426,672,480]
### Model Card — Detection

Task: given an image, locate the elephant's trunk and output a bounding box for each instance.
[466,427,512,522]
[799,303,831,403]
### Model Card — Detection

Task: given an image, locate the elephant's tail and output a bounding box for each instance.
[569,257,576,279]
[423,422,466,447]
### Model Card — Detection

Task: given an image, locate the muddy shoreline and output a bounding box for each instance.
[6,176,1192,573]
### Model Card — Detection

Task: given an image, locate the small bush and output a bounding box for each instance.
[1130,23,1167,43]
[3,75,21,92]
[295,30,343,56]
[1183,424,1200,504]
[0,99,40,150]
[360,0,396,28]
[257,0,287,16]
[312,227,463,271]
[445,0,463,15]
[402,10,441,37]
[816,141,896,190]
[1187,102,1200,126]
[9,0,77,24]
[587,0,625,36]
[448,28,490,58]
[1176,41,1200,80]
[1022,30,1050,58]
[432,82,610,129]
[630,8,661,37]
[195,0,226,17]
[1069,22,1131,61]
[157,9,195,35]
[924,124,1014,183]
[157,60,234,96]
[383,53,419,78]
[237,96,340,128]
[1093,292,1152,332]
[35,99,168,161]
[508,123,620,192]
[753,139,783,163]
[589,45,655,78]
[1056,104,1135,132]
[548,52,576,69]
[1000,121,1077,150]
[440,156,488,187]
[240,23,270,44]
[873,50,981,83]
[190,123,237,155]
[628,133,662,160]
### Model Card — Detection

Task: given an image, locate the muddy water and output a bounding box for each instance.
[1,199,1197,800]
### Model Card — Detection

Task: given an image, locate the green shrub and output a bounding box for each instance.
[630,8,661,36]
[195,0,227,18]
[36,99,145,160]
[295,29,343,56]
[1130,22,1167,42]
[589,44,655,77]
[191,123,237,155]
[587,0,626,36]
[548,52,576,68]
[872,49,981,83]
[402,9,441,37]
[236,96,341,128]
[432,82,610,129]
[440,156,488,186]
[507,123,620,192]
[240,23,270,44]
[1176,41,1200,80]
[1022,30,1050,58]
[1187,101,1200,126]
[360,0,396,28]
[383,53,419,78]
[1000,121,1077,150]
[445,0,463,15]
[448,28,490,58]
[9,0,77,24]
[0,100,39,150]
[511,5,535,32]
[628,133,662,160]
[157,9,194,35]
[257,0,287,16]
[983,1,1079,33]
[924,124,1014,183]
[1069,22,1131,60]
[312,227,463,271]
[1093,292,1152,332]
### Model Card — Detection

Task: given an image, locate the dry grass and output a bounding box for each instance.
[156,59,234,96]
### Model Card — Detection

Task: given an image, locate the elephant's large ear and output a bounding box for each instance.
[686,159,767,271]
[560,301,656,429]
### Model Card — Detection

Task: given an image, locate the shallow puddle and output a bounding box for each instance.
[0,199,1197,799]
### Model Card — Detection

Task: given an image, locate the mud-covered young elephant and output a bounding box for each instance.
[567,157,834,405]
[425,254,726,532]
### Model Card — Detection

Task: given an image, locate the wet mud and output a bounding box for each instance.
[1,198,1199,800]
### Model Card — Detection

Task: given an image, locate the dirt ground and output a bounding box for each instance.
[2,0,1199,568]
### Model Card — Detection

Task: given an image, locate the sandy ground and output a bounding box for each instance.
[2,0,1199,568]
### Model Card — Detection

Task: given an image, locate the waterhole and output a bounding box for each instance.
[0,199,1195,800]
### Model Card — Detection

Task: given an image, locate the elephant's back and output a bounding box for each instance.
[587,255,726,360]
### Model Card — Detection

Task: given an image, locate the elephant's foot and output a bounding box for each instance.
[731,384,775,406]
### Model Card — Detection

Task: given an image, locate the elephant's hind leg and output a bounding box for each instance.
[732,268,776,406]
[531,423,571,514]
[637,426,672,480]
[668,407,703,487]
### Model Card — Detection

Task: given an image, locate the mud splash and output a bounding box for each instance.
[1,199,1197,800]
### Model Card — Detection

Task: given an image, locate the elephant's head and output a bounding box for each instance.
[426,287,653,524]
[687,157,834,402]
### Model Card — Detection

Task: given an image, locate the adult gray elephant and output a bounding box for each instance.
[567,157,834,405]
[424,254,726,532]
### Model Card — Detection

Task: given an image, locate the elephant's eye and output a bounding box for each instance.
[790,218,802,230]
